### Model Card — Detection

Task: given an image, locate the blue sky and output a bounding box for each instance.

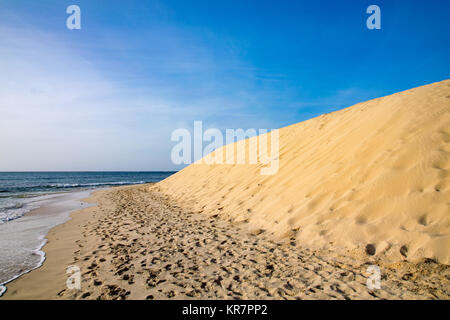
[0,0,449,171]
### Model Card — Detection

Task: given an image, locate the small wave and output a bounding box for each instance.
[0,285,6,297]
[0,181,149,195]
[48,181,145,188]
[0,202,38,224]
[0,208,32,224]
[0,203,24,212]
[0,239,48,298]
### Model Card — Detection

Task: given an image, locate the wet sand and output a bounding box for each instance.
[0,190,93,297]
[3,185,448,300]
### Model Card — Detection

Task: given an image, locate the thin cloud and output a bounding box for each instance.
[0,21,284,171]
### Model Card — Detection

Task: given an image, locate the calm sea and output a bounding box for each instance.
[0,171,175,223]
[0,171,175,295]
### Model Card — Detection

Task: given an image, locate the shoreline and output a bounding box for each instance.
[2,184,448,300]
[0,188,103,299]
[0,237,46,298]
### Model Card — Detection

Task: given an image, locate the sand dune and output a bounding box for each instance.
[154,80,450,264]
[6,186,447,300]
[3,81,448,299]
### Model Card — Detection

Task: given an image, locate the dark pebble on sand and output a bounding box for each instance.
[365,244,376,256]
[400,245,408,258]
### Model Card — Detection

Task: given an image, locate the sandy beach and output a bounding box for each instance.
[2,184,449,300]
[158,80,450,264]
[2,80,449,300]
[2,0,450,306]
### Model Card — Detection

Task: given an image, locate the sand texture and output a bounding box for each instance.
[4,185,449,299]
[156,80,450,264]
[2,80,449,300]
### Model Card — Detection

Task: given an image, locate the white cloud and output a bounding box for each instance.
[0,23,279,171]
[0,25,181,170]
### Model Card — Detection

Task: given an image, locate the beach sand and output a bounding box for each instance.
[2,80,449,299]
[2,185,449,300]
[157,79,450,264]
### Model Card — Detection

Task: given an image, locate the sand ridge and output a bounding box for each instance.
[156,80,450,264]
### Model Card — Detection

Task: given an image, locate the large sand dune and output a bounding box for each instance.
[155,80,450,263]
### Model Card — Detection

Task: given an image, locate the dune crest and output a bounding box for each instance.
[155,80,450,263]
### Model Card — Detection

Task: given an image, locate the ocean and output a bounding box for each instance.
[0,171,175,223]
[0,171,175,296]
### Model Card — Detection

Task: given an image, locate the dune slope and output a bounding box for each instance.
[154,80,450,263]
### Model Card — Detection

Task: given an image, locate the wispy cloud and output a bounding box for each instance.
[0,20,282,171]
